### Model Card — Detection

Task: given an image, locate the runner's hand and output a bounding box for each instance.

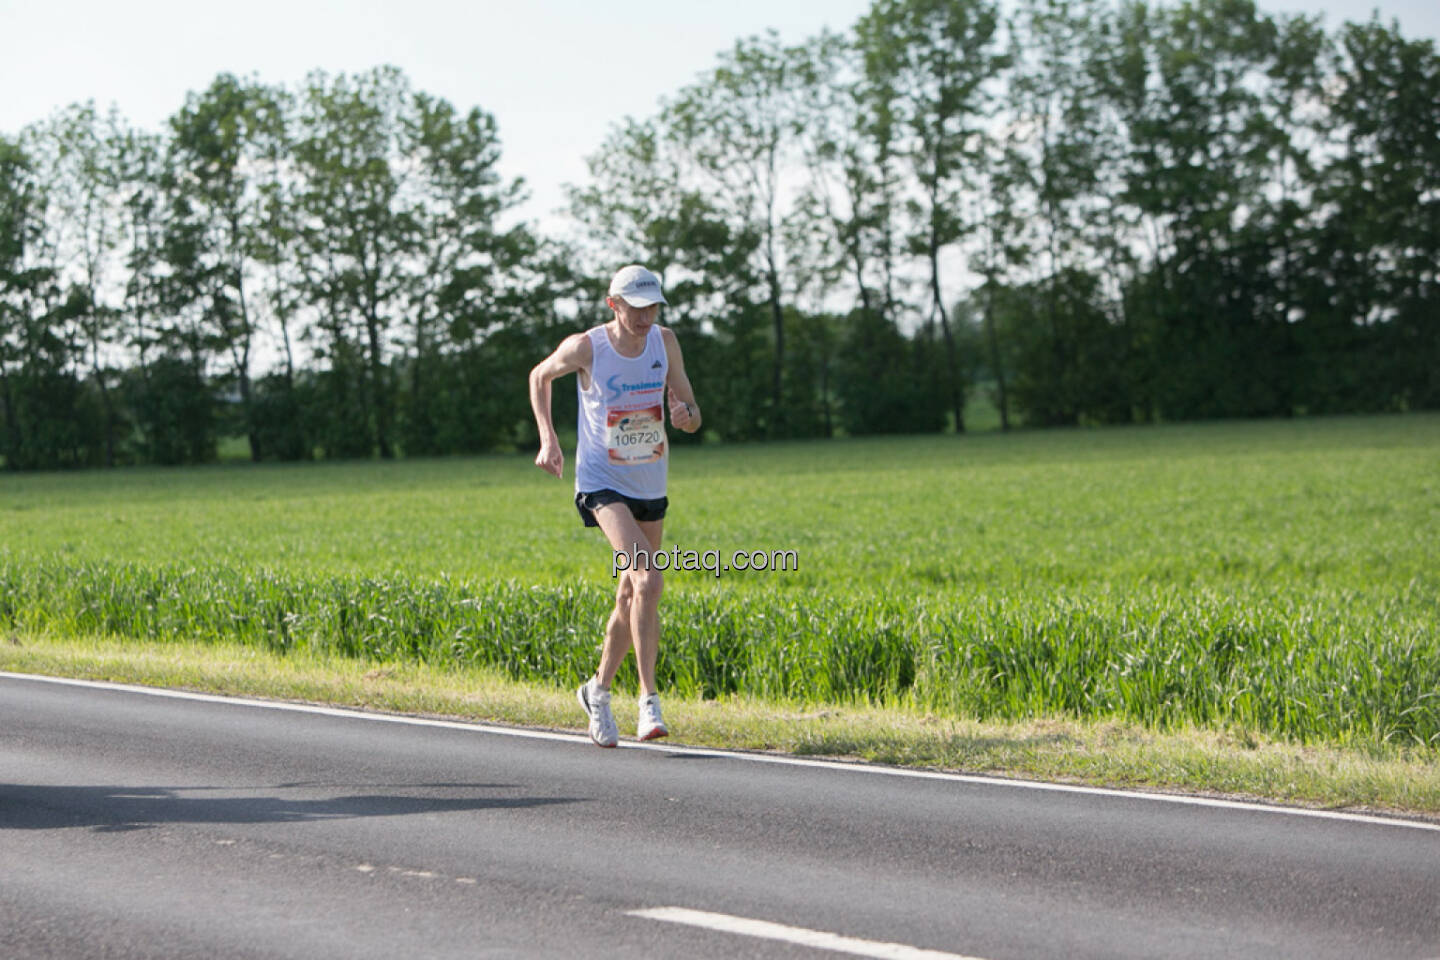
[668,388,694,431]
[535,440,564,479]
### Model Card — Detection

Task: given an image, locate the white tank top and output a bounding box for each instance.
[575,324,669,499]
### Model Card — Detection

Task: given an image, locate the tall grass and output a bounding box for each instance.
[1,555,1434,746]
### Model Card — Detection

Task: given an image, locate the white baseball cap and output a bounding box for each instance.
[608,265,668,307]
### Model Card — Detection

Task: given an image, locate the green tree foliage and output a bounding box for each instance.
[1,4,1436,471]
[0,134,33,465]
[291,68,415,459]
[856,0,1007,433]
[790,30,905,329]
[0,135,106,470]
[120,355,215,465]
[1101,0,1289,418]
[399,90,536,456]
[997,270,1132,424]
[992,0,1119,428]
[668,31,811,436]
[0,134,108,470]
[290,68,552,460]
[164,75,287,462]
[1302,19,1440,412]
[836,306,945,435]
[24,104,136,465]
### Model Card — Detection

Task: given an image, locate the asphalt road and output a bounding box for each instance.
[3,672,1438,960]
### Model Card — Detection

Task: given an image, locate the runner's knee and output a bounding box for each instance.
[630,567,663,604]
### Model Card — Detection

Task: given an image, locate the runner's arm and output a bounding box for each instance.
[662,327,701,434]
[529,333,592,478]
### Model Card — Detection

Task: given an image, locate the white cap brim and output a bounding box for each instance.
[617,293,666,307]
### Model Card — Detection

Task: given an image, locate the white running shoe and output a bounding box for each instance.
[637,693,668,741]
[577,679,618,748]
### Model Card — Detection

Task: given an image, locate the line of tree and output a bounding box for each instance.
[2,0,1436,470]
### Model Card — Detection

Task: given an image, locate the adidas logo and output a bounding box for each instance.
[651,360,662,369]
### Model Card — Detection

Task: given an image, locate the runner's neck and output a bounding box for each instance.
[604,320,650,359]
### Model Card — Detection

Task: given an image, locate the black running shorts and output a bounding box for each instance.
[574,488,669,528]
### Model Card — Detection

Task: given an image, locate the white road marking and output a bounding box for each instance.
[5,670,1438,834]
[628,906,986,960]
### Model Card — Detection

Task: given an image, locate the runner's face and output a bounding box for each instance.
[610,298,659,335]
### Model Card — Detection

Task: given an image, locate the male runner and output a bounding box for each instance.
[528,265,702,747]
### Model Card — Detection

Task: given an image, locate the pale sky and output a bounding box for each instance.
[2,0,1435,236]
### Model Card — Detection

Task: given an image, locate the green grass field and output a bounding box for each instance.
[3,415,1438,758]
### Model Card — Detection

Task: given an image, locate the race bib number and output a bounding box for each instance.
[607,406,665,465]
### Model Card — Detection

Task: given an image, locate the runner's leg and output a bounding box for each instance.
[592,502,664,696]
[628,517,664,696]
[598,570,633,684]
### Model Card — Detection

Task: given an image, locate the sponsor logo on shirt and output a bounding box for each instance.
[605,375,665,404]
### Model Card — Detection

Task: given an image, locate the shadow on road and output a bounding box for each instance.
[0,783,583,832]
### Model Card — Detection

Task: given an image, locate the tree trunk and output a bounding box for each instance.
[768,269,785,436]
[983,279,1009,431]
[819,334,833,438]
[95,367,115,467]
[848,225,876,323]
[278,296,297,388]
[411,306,429,452]
[233,247,261,463]
[364,305,393,459]
[0,358,15,467]
[1047,271,1068,424]
[853,266,874,320]
[929,245,964,433]
[238,363,257,461]
[88,333,115,468]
